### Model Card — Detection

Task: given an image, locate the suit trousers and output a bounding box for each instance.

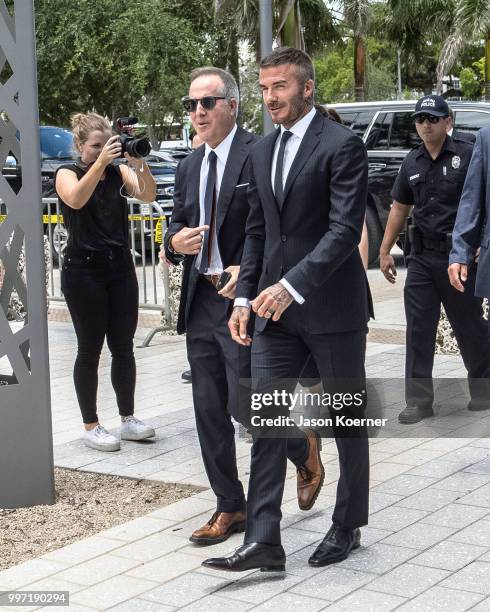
[244,316,370,545]
[404,250,490,409]
[186,276,248,513]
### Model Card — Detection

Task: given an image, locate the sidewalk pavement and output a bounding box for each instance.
[1,265,489,611]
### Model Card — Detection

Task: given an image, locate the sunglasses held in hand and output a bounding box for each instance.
[181,96,227,112]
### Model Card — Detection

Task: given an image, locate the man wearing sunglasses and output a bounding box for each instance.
[163,67,259,546]
[380,95,489,424]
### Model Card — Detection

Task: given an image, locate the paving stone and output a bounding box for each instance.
[42,536,124,565]
[394,486,463,512]
[147,496,215,522]
[0,558,68,589]
[250,592,331,611]
[110,532,187,563]
[395,585,485,611]
[107,599,176,611]
[140,571,231,607]
[454,483,490,508]
[338,542,419,574]
[371,474,438,496]
[55,554,142,587]
[124,551,202,582]
[216,572,303,604]
[407,458,467,479]
[439,561,490,595]
[359,526,394,547]
[367,491,404,513]
[290,566,375,602]
[178,594,254,611]
[368,506,428,531]
[434,472,490,494]
[471,597,490,611]
[366,563,449,598]
[465,457,490,475]
[322,588,406,611]
[99,517,170,542]
[438,446,490,464]
[381,522,457,550]
[70,575,158,609]
[421,503,489,529]
[410,540,488,572]
[450,519,490,547]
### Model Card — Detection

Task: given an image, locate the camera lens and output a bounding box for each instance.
[126,137,151,158]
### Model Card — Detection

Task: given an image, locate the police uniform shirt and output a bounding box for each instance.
[391,135,474,237]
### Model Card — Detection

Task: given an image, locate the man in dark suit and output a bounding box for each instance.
[203,48,371,572]
[449,125,490,303]
[163,67,257,545]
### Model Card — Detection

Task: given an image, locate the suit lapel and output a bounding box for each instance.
[188,147,204,226]
[216,128,250,234]
[282,111,323,206]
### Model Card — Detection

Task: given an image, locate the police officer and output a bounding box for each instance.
[379,95,490,424]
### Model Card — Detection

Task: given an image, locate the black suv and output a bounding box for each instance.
[329,101,490,264]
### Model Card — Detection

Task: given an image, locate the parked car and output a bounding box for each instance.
[158,146,192,162]
[328,100,490,264]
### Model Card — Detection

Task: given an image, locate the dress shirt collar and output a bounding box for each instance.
[204,124,238,165]
[279,106,316,140]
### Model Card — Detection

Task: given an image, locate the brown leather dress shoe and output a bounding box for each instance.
[189,510,246,545]
[297,429,325,511]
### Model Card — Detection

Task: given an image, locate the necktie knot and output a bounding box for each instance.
[208,150,217,165]
[281,130,293,144]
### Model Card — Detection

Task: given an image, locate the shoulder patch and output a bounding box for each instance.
[409,173,420,181]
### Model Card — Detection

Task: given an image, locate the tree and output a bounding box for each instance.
[436,0,490,100]
[459,58,485,99]
[342,0,371,102]
[35,0,216,138]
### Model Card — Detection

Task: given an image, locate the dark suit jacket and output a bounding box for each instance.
[450,125,490,298]
[236,110,372,334]
[164,126,259,333]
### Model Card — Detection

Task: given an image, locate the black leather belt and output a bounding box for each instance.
[202,274,220,288]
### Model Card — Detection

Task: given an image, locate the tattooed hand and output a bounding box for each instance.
[251,282,293,321]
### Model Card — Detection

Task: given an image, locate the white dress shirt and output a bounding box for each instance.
[195,124,238,274]
[235,107,316,308]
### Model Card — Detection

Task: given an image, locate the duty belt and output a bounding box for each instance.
[421,236,449,253]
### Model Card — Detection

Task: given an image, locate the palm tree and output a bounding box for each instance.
[436,0,490,100]
[214,0,337,57]
[342,0,371,102]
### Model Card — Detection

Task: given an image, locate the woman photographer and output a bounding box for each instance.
[55,112,156,452]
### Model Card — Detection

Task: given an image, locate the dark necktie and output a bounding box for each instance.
[199,150,218,273]
[274,130,293,210]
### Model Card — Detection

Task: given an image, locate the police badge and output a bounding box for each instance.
[452,156,461,169]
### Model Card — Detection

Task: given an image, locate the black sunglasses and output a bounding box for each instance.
[181,96,227,112]
[415,114,445,124]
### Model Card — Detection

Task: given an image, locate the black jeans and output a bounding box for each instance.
[61,247,139,424]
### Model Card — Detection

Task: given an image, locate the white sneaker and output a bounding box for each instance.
[121,416,155,441]
[83,425,120,452]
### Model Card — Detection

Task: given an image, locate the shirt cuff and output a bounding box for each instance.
[234,298,250,308]
[279,278,305,304]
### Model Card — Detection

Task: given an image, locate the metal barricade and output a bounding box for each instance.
[16,197,175,340]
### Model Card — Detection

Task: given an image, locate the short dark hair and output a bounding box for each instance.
[260,47,315,86]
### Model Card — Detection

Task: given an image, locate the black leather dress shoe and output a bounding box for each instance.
[308,524,361,567]
[181,369,192,382]
[398,405,433,424]
[202,542,286,572]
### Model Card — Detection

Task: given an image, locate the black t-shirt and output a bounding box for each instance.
[55,162,128,251]
[391,135,474,237]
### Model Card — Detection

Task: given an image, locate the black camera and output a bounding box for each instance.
[115,116,151,158]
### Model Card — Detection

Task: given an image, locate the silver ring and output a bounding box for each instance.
[267,308,275,315]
